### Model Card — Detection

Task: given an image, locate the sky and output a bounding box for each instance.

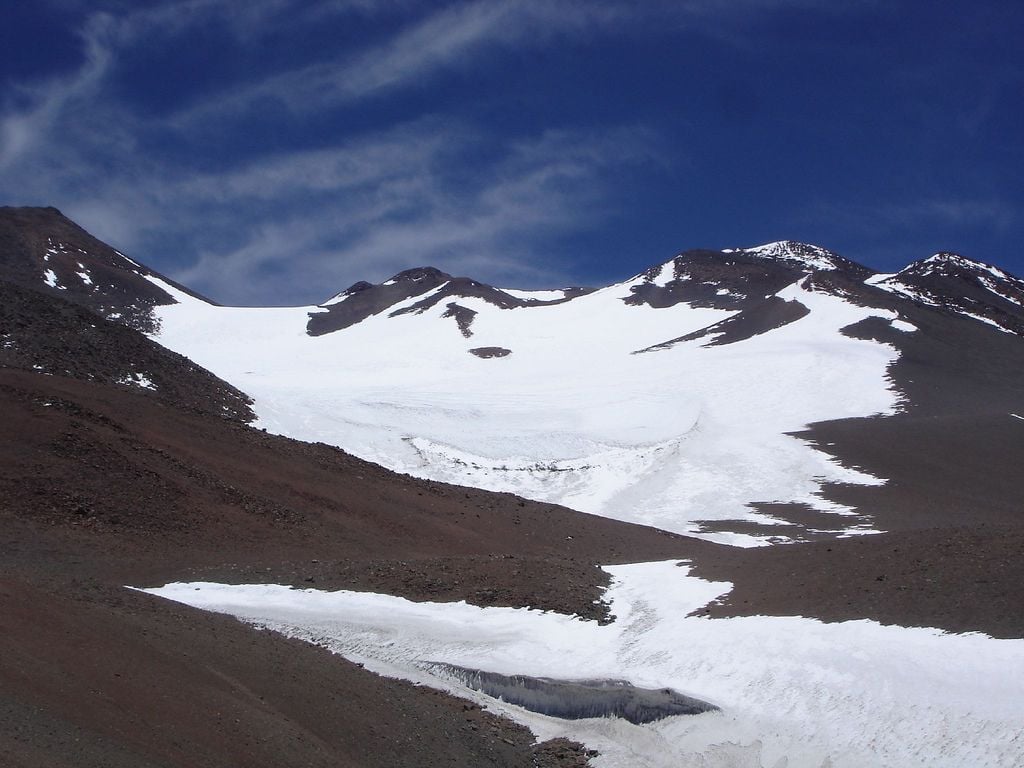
[1,0,1022,306]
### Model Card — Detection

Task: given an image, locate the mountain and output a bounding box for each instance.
[93,228,1021,548]
[3,206,1023,767]
[0,278,254,421]
[309,266,590,336]
[0,206,212,333]
[867,251,1024,335]
[7,204,1021,549]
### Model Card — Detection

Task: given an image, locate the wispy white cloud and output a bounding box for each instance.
[166,0,623,125]
[807,197,1016,234]
[0,0,678,304]
[1,0,881,303]
[168,122,661,304]
[0,13,116,169]
[165,0,841,125]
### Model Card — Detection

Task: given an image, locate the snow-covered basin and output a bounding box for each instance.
[147,274,903,546]
[144,561,1024,768]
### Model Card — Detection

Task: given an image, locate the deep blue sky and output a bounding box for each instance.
[2,1,1022,304]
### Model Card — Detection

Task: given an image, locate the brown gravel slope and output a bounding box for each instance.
[0,577,566,768]
[692,526,1024,637]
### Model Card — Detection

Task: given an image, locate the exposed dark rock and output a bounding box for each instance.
[309,269,583,336]
[0,206,211,332]
[637,296,810,352]
[307,266,451,336]
[430,665,717,724]
[623,244,868,312]
[469,346,511,358]
[0,278,254,422]
[869,252,1024,335]
[442,302,478,337]
[392,276,524,314]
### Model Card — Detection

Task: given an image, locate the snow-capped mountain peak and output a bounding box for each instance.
[321,266,450,306]
[621,242,872,316]
[917,251,1017,281]
[723,240,854,273]
[867,251,1024,335]
[311,267,588,336]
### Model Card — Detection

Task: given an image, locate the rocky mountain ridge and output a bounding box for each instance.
[6,207,1022,346]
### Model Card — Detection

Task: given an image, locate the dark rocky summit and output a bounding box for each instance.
[0,206,210,332]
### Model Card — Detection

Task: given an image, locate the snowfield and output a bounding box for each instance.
[145,256,903,545]
[144,561,1024,768]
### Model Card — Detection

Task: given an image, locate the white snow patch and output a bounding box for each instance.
[500,288,569,301]
[321,290,352,306]
[76,263,94,286]
[1010,413,1023,421]
[114,250,143,268]
[143,561,1024,768]
[957,311,1014,334]
[980,277,1024,307]
[890,318,917,332]
[117,372,157,390]
[863,272,895,286]
[871,279,941,307]
[42,269,59,287]
[924,253,1012,280]
[647,262,676,288]
[737,241,841,271]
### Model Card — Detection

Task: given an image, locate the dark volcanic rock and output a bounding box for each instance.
[624,242,870,312]
[637,295,810,352]
[870,252,1024,335]
[469,346,511,358]
[442,302,477,337]
[391,276,525,315]
[693,526,1024,638]
[307,266,450,336]
[0,278,254,422]
[309,268,585,337]
[0,206,211,332]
